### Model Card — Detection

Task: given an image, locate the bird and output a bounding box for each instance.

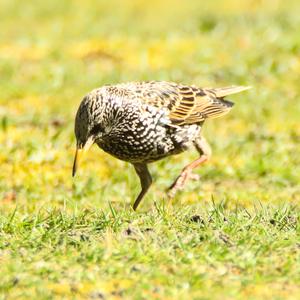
[72,81,250,210]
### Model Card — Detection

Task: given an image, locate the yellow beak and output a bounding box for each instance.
[72,136,94,177]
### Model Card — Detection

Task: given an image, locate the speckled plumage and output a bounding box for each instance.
[73,81,250,210]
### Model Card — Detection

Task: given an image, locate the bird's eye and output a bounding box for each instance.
[90,124,103,135]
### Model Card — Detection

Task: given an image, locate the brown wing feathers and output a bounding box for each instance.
[168,85,250,125]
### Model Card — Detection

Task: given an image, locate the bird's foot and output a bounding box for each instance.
[167,171,200,198]
[187,173,200,181]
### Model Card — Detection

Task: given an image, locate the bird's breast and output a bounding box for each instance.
[96,103,201,163]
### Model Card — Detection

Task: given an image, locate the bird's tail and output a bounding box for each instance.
[212,86,252,98]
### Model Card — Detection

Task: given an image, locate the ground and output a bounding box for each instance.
[0,0,299,299]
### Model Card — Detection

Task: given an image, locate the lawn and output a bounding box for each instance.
[0,0,299,299]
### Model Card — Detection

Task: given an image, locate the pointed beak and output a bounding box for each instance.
[72,147,82,177]
[72,136,94,177]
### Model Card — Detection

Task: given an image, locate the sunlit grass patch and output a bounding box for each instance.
[0,203,299,299]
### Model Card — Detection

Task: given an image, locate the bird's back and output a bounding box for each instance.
[103,81,250,126]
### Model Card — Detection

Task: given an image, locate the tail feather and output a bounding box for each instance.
[212,86,252,98]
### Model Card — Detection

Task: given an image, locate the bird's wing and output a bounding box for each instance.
[110,81,251,125]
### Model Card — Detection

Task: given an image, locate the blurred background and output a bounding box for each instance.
[0,0,299,211]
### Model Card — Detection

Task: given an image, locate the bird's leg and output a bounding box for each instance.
[132,163,152,211]
[167,136,212,198]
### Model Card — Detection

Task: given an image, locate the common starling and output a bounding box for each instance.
[73,81,250,210]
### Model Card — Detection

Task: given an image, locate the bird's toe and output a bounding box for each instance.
[188,173,200,181]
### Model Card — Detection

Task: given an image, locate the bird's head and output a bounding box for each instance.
[72,93,104,177]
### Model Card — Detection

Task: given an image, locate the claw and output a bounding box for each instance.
[167,171,200,198]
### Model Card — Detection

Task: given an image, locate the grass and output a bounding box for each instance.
[0,0,300,299]
[0,203,299,299]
